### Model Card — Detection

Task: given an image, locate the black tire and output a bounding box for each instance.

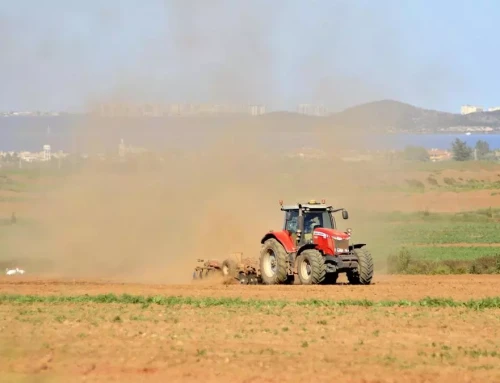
[348,248,374,285]
[259,238,288,285]
[297,250,326,285]
[222,259,238,278]
[248,274,258,285]
[322,272,338,285]
[238,273,249,284]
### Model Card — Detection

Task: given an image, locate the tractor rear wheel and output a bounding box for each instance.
[297,249,326,285]
[259,239,288,285]
[348,248,374,285]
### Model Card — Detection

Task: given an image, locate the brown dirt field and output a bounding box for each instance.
[1,274,500,302]
[1,281,500,382]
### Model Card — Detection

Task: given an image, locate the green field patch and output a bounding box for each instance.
[1,293,500,310]
[372,208,500,223]
[393,221,500,244]
[387,247,500,275]
[405,245,500,260]
[411,160,500,172]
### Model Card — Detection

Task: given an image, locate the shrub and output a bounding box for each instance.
[387,248,412,273]
[405,179,425,190]
[427,176,439,186]
[443,177,456,185]
[387,250,500,275]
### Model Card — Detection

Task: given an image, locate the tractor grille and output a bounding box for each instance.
[334,239,350,255]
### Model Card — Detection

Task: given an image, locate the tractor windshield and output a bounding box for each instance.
[304,210,334,233]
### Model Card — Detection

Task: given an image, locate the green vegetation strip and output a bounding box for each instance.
[1,293,500,310]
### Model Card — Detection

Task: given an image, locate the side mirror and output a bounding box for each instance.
[342,210,349,220]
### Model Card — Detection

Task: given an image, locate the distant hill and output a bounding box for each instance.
[3,100,500,135]
[328,99,500,133]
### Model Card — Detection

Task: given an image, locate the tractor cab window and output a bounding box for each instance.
[285,210,299,233]
[304,211,334,233]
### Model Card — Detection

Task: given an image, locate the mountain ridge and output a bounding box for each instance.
[3,99,500,133]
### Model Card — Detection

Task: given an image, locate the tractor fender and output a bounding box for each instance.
[349,243,366,251]
[261,231,296,253]
[296,243,317,256]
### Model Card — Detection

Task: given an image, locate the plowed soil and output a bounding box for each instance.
[1,276,500,383]
[1,274,500,301]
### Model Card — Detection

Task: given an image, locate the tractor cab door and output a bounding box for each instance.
[284,209,299,245]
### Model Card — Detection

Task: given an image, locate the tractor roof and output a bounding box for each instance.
[280,200,333,211]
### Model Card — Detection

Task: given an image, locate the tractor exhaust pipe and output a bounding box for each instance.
[297,203,304,245]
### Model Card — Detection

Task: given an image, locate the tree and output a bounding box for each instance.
[402,145,430,162]
[451,138,472,161]
[475,140,490,159]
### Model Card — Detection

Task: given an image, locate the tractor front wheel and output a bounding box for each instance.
[259,239,288,285]
[297,249,326,285]
[347,248,374,285]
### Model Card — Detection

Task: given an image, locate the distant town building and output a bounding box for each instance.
[43,145,51,161]
[4,145,67,163]
[249,105,266,116]
[488,106,500,112]
[297,104,328,116]
[91,102,266,117]
[461,105,484,115]
[117,138,147,157]
[118,139,126,158]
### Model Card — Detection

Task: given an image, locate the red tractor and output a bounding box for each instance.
[259,199,373,285]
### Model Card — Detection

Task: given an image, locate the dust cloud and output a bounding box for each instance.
[1,116,405,284]
[0,1,435,282]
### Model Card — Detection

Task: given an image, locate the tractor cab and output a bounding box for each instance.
[281,199,349,247]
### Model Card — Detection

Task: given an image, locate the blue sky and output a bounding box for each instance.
[0,0,498,113]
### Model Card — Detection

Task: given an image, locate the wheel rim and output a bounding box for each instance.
[262,249,277,277]
[300,258,312,280]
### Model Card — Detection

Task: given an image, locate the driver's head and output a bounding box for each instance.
[306,214,320,229]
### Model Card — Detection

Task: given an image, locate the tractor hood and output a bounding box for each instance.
[313,228,350,240]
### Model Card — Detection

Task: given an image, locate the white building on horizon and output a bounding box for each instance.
[43,145,51,161]
[461,105,484,115]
